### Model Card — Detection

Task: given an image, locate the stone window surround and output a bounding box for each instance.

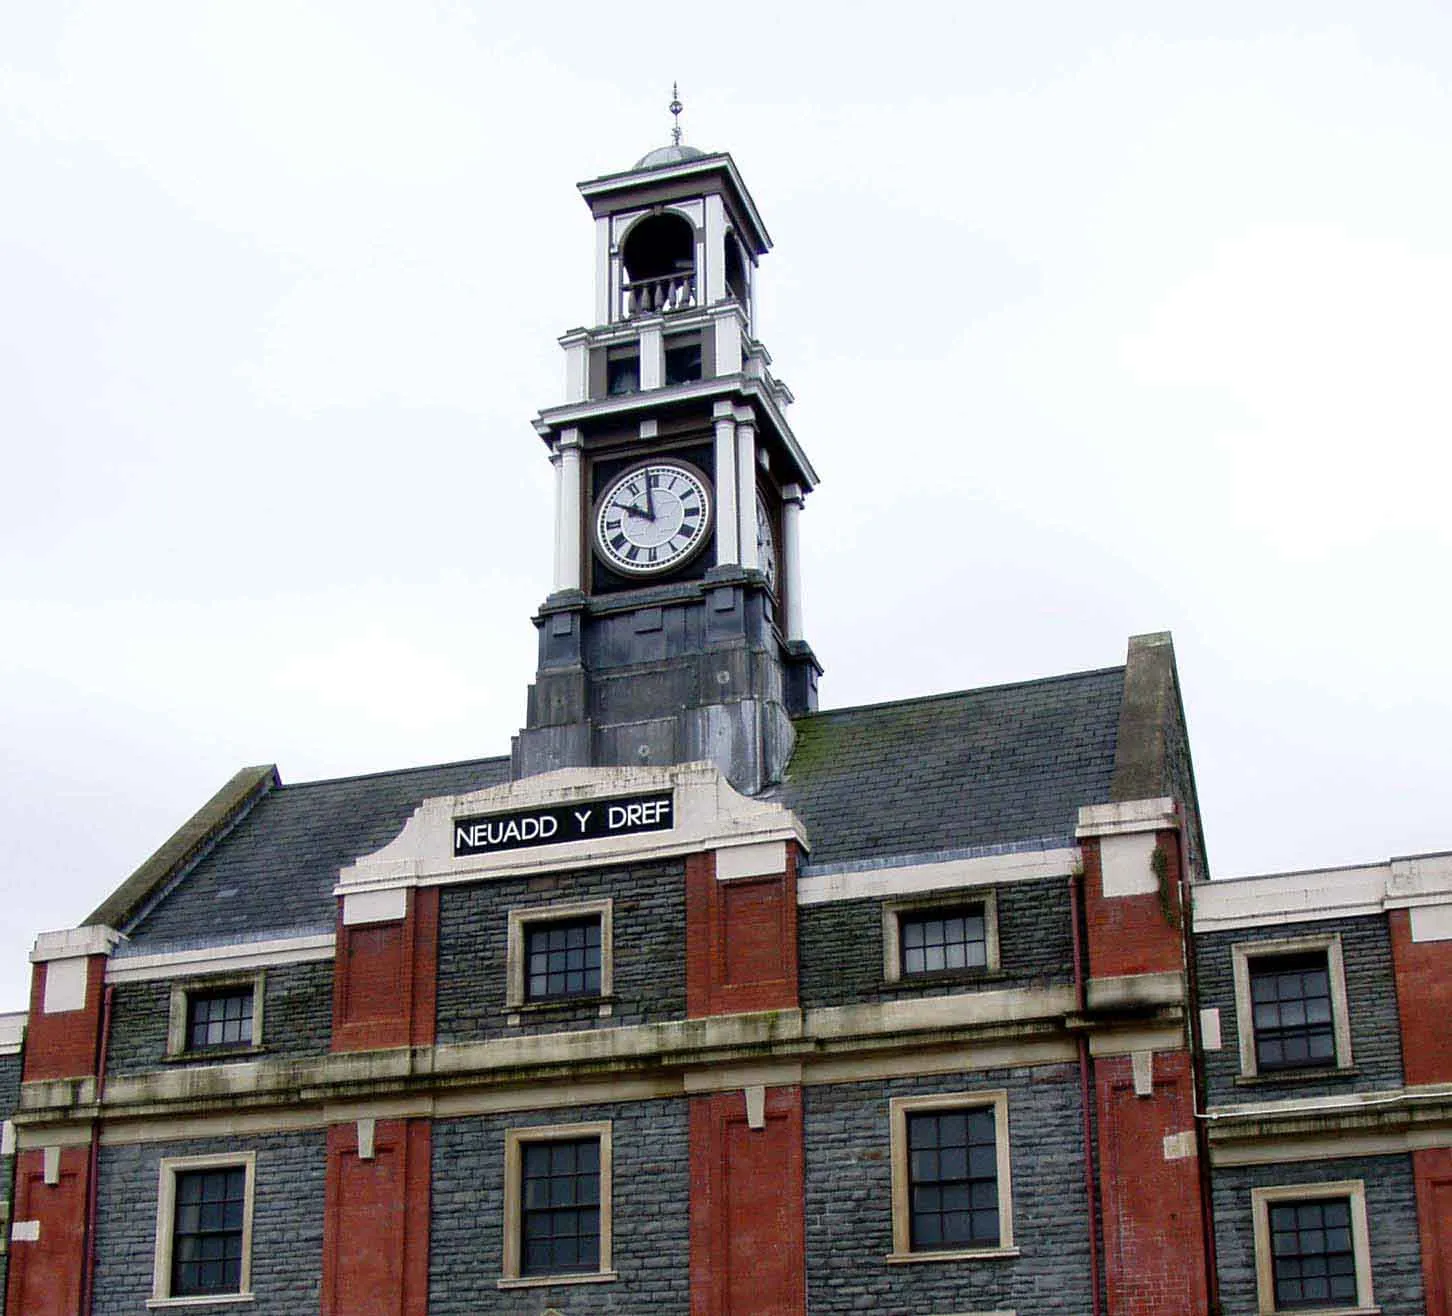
[886,1089,1017,1263]
[1231,933,1353,1081]
[506,899,614,1021]
[882,890,1001,984]
[165,972,266,1060]
[499,1120,616,1289]
[1250,1179,1375,1315]
[149,1150,257,1308]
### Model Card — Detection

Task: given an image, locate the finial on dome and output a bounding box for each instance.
[670,83,684,147]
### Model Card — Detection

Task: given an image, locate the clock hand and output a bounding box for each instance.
[643,473,657,521]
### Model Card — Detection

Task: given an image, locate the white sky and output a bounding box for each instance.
[2,2,1450,1011]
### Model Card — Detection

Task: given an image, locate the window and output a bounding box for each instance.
[500,1122,615,1288]
[1251,1181,1373,1314]
[1251,953,1334,1072]
[888,1091,1015,1262]
[882,891,1000,984]
[525,917,600,1001]
[166,974,264,1059]
[152,1152,256,1305]
[1231,935,1352,1080]
[606,352,640,396]
[663,337,702,385]
[506,900,613,1018]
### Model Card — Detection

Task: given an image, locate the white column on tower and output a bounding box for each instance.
[704,195,727,305]
[712,401,739,565]
[596,216,613,325]
[734,406,758,571]
[781,482,806,641]
[554,428,584,592]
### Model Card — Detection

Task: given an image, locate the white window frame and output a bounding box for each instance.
[1251,1179,1375,1315]
[149,1151,257,1308]
[1231,933,1353,1079]
[883,891,1001,983]
[887,1090,1017,1263]
[505,899,613,1016]
[165,972,266,1059]
[498,1120,616,1288]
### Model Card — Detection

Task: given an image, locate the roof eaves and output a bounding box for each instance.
[85,765,280,931]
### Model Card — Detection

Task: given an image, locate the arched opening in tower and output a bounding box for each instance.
[622,213,696,316]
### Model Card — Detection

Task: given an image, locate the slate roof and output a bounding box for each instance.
[775,666,1125,869]
[118,666,1125,947]
[122,756,511,951]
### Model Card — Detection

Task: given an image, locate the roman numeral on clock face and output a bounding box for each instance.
[595,461,712,576]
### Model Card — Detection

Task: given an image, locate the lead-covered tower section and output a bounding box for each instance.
[514,141,821,793]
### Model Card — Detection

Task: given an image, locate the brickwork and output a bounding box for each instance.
[1082,831,1186,979]
[1415,1148,1452,1316]
[1389,909,1452,1085]
[104,959,333,1076]
[798,876,1074,1009]
[22,956,104,1081]
[1195,913,1406,1105]
[686,848,799,1017]
[434,860,687,1043]
[1211,1153,1425,1314]
[91,1131,326,1314]
[803,1066,1094,1314]
[429,1097,690,1314]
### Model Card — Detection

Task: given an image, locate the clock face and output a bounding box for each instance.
[756,490,779,594]
[594,460,713,576]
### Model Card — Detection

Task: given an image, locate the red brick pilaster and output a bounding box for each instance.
[1389,909,1452,1086]
[320,1118,431,1316]
[22,953,110,1084]
[689,1086,805,1316]
[685,843,799,1017]
[1077,815,1185,979]
[331,888,438,1053]
[4,1146,91,1316]
[1095,1050,1209,1315]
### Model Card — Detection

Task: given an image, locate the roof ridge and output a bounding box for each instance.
[279,754,512,792]
[796,664,1127,723]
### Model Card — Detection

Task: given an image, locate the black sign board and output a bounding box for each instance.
[453,791,674,858]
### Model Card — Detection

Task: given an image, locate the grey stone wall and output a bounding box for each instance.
[1195,914,1405,1105]
[429,1097,690,1314]
[104,960,334,1078]
[92,1130,325,1314]
[799,877,1074,1010]
[0,1050,20,1300]
[435,860,686,1044]
[1212,1154,1424,1314]
[804,1065,1096,1314]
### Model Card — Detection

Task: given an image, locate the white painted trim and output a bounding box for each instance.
[1231,933,1352,1078]
[1100,831,1159,897]
[336,762,806,895]
[501,1120,612,1283]
[882,890,1000,982]
[0,1120,13,1155]
[505,898,613,1012]
[716,840,786,881]
[107,935,334,984]
[1076,798,1176,838]
[797,847,1079,906]
[152,1151,257,1305]
[42,957,89,1014]
[1200,1007,1223,1051]
[1251,1180,1373,1313]
[11,1220,39,1243]
[0,1012,26,1053]
[1195,848,1452,932]
[32,925,121,962]
[1411,904,1452,943]
[342,887,407,927]
[1211,1124,1452,1166]
[888,1089,1013,1258]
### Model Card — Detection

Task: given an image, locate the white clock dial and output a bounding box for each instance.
[756,490,779,595]
[594,460,713,576]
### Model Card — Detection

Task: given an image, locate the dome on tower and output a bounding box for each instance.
[633,142,707,170]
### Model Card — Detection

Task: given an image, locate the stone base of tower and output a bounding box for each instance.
[513,575,805,793]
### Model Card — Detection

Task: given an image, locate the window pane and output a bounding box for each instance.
[906,1107,999,1251]
[1250,952,1336,1072]
[1269,1196,1359,1310]
[899,907,987,978]
[186,989,254,1051]
[519,1137,603,1275]
[525,917,602,1001]
[171,1167,246,1296]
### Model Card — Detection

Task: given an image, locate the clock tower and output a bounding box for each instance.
[512,121,821,794]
